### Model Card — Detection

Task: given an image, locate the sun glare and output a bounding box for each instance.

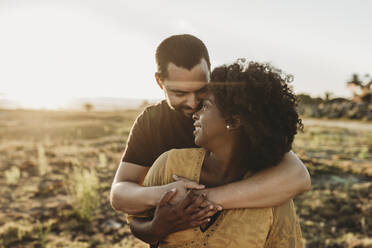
[0,3,160,108]
[11,94,67,110]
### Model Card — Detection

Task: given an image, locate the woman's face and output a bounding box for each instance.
[192,93,228,147]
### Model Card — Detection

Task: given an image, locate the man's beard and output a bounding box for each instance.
[180,106,196,117]
[173,104,196,118]
[166,99,200,118]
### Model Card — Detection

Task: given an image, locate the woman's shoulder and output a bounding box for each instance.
[165,148,205,182]
[167,147,205,159]
[166,148,205,168]
[152,148,204,166]
[144,148,205,186]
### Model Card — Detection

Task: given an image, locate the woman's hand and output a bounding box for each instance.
[150,189,220,239]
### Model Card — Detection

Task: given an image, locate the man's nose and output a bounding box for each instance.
[186,94,199,109]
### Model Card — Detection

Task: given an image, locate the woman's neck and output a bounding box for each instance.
[202,134,245,186]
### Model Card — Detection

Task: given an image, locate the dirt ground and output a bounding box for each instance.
[0,109,371,248]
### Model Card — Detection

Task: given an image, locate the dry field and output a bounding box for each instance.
[0,109,371,248]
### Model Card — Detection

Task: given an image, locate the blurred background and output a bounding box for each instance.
[0,0,371,247]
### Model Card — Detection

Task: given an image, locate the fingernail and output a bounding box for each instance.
[209,205,213,209]
[207,218,211,222]
[217,206,223,211]
[173,175,178,178]
[171,188,177,192]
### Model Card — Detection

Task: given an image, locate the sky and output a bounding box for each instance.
[0,0,371,109]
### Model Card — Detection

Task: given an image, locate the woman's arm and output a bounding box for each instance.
[129,190,218,244]
[177,151,311,209]
[125,151,221,244]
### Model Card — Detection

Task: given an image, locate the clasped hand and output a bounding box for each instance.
[150,175,222,239]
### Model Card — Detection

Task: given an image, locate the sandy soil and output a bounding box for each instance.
[0,110,371,248]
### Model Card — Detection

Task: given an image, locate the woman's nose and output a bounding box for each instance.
[192,112,199,120]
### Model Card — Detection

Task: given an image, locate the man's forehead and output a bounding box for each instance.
[163,81,207,92]
[166,58,210,83]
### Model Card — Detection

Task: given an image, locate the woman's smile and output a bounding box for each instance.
[193,122,202,136]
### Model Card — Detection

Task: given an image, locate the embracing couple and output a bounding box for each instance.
[110,34,310,247]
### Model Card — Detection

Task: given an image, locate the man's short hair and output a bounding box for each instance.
[155,34,211,80]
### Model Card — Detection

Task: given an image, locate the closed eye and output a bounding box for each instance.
[174,92,186,96]
[202,102,208,110]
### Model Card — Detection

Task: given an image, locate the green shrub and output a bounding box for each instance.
[38,143,49,176]
[66,167,100,221]
[5,166,21,185]
[98,152,107,168]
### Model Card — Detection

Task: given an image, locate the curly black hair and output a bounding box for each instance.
[210,59,303,172]
[155,34,211,80]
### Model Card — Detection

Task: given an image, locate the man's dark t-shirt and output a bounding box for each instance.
[122,100,198,167]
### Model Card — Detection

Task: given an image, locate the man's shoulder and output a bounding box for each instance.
[140,100,170,117]
[130,100,171,131]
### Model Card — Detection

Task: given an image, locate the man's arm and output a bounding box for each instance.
[110,161,160,214]
[128,151,308,244]
[177,151,311,209]
[110,157,206,215]
[110,107,207,215]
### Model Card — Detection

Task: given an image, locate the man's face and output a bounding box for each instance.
[158,58,210,118]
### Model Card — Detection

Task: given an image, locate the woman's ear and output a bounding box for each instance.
[226,115,241,130]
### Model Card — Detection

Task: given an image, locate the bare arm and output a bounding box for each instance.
[110,161,163,214]
[110,154,205,215]
[110,108,178,215]
[189,151,311,209]
[122,153,220,244]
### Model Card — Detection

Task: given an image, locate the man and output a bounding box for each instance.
[110,34,311,243]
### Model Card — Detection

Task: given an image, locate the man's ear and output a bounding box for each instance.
[155,73,163,89]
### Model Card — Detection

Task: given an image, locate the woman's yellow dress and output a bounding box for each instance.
[129,148,303,248]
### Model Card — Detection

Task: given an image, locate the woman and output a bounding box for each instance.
[129,60,304,247]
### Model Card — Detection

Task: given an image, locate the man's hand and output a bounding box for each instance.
[150,189,220,240]
[162,175,206,205]
[172,175,223,210]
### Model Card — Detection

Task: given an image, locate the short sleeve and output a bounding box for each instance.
[121,108,153,167]
[264,200,304,248]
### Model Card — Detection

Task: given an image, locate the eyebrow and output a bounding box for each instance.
[165,85,208,94]
[166,88,188,94]
[196,86,208,93]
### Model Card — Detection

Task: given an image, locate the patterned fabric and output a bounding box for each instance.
[129,148,304,248]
